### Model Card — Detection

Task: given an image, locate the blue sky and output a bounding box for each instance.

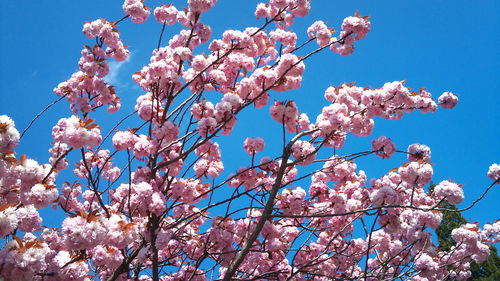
[0,0,499,230]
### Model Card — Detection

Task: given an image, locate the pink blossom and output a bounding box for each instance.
[408,143,431,162]
[154,4,178,25]
[434,180,464,205]
[54,250,90,281]
[487,163,499,181]
[152,121,179,143]
[243,137,265,155]
[78,46,109,77]
[49,142,69,171]
[269,29,297,52]
[341,15,371,40]
[21,183,58,209]
[194,158,224,178]
[195,140,221,159]
[276,187,306,215]
[188,0,217,13]
[62,215,107,249]
[133,135,155,159]
[16,205,42,233]
[170,178,209,204]
[112,130,138,150]
[52,115,102,148]
[0,115,20,153]
[372,136,396,159]
[82,19,129,61]
[123,0,150,24]
[307,21,332,47]
[290,0,311,17]
[291,140,316,165]
[438,92,458,109]
[197,117,217,137]
[0,206,18,237]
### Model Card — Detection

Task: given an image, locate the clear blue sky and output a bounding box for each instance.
[0,1,498,228]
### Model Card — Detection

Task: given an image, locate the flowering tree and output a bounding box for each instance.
[0,0,499,280]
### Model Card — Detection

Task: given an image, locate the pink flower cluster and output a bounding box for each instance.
[170,178,210,203]
[329,14,371,56]
[188,0,217,13]
[243,137,265,155]
[112,130,158,160]
[48,142,69,171]
[255,0,311,24]
[438,91,458,109]
[270,100,311,133]
[191,93,245,137]
[408,143,432,162]
[0,115,20,153]
[269,28,297,52]
[433,180,464,205]
[83,19,129,61]
[62,214,108,249]
[0,205,42,237]
[52,116,102,148]
[291,140,316,165]
[194,140,224,178]
[132,46,184,95]
[111,181,166,216]
[2,1,497,280]
[154,4,178,25]
[123,0,150,24]
[307,20,333,47]
[276,186,306,214]
[487,163,499,181]
[436,223,500,279]
[73,149,120,181]
[372,136,396,159]
[312,82,439,149]
[54,70,121,114]
[78,45,109,78]
[341,15,371,40]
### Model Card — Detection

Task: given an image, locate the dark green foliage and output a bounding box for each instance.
[436,201,500,280]
[436,201,467,252]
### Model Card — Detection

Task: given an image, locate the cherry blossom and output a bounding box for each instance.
[1,1,498,281]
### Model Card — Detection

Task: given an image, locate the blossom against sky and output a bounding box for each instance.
[0,0,498,227]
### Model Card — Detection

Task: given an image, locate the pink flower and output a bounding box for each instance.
[194,158,224,178]
[123,0,150,24]
[269,29,297,52]
[62,215,107,249]
[243,137,265,155]
[112,130,138,150]
[188,0,217,13]
[0,206,18,237]
[341,15,371,40]
[408,143,431,162]
[154,4,178,25]
[0,115,20,153]
[372,136,396,159]
[82,19,129,61]
[307,21,332,47]
[438,92,458,109]
[197,117,217,137]
[52,116,102,148]
[434,180,464,205]
[21,183,58,209]
[291,140,316,166]
[370,186,398,207]
[487,163,499,181]
[195,140,221,159]
[133,135,155,159]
